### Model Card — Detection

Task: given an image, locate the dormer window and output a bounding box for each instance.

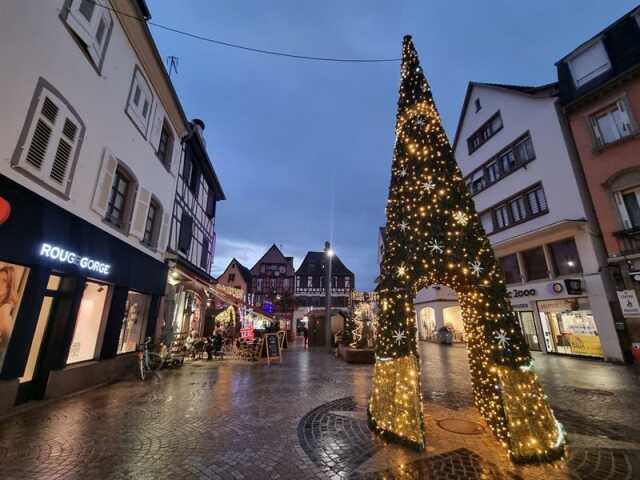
[568,40,611,88]
[474,98,481,113]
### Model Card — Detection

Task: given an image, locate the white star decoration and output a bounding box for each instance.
[415,117,426,127]
[470,260,483,276]
[399,221,409,232]
[428,240,444,254]
[452,211,469,226]
[494,329,510,349]
[399,168,408,177]
[393,329,407,345]
[397,265,407,276]
[422,180,436,193]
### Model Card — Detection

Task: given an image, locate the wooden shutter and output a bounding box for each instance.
[614,191,633,230]
[19,91,81,194]
[65,0,111,66]
[178,213,193,253]
[171,141,182,177]
[149,102,165,151]
[158,211,172,251]
[92,148,117,217]
[130,187,151,240]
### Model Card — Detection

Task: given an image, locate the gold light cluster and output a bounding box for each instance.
[369,35,565,463]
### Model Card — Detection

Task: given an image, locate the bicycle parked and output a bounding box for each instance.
[137,337,184,380]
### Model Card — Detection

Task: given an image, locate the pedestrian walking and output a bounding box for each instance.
[303,326,309,349]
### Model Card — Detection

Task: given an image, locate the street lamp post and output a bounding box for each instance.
[324,241,334,349]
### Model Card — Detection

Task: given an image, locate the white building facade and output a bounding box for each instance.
[0,0,190,412]
[414,82,624,362]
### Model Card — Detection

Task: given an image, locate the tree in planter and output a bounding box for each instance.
[368,35,565,463]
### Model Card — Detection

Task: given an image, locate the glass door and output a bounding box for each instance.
[517,311,541,351]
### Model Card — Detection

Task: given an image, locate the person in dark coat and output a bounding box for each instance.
[303,326,309,348]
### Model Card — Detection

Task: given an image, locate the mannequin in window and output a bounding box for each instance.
[0,266,18,363]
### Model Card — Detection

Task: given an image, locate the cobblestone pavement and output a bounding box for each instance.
[1,342,639,479]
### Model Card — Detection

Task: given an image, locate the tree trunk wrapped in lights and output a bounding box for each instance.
[368,35,566,463]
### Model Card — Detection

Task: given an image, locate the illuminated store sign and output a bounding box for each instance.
[39,243,111,275]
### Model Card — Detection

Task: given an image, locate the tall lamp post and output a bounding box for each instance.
[324,241,334,349]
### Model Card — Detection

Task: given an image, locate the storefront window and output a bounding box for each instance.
[522,247,548,281]
[537,297,603,358]
[499,254,521,284]
[0,261,30,372]
[67,281,109,364]
[549,238,583,276]
[117,291,150,354]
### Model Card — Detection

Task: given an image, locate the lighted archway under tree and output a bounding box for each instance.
[368,36,566,464]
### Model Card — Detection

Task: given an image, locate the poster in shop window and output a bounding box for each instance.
[617,290,640,318]
[0,262,29,371]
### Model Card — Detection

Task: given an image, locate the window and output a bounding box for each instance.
[142,199,159,246]
[189,163,201,195]
[126,67,153,137]
[510,196,527,223]
[0,262,30,372]
[157,121,174,168]
[527,186,548,215]
[514,136,535,162]
[474,98,482,113]
[480,211,494,233]
[67,281,109,364]
[549,238,583,276]
[494,204,510,229]
[105,168,131,228]
[486,161,499,184]
[11,79,84,198]
[490,184,548,232]
[499,254,521,284]
[464,134,535,196]
[590,99,635,147]
[521,247,548,281]
[568,40,611,88]
[206,189,216,218]
[499,149,517,174]
[345,276,351,289]
[62,0,113,71]
[467,112,503,154]
[228,273,236,282]
[617,188,640,229]
[117,291,150,354]
[201,238,209,270]
[178,213,193,254]
[182,147,193,182]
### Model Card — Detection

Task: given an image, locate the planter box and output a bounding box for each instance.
[338,344,375,364]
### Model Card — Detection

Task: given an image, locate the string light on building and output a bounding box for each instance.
[368,35,566,463]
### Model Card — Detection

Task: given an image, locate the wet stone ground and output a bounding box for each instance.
[1,342,639,479]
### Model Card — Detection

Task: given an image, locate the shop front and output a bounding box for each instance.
[507,281,605,359]
[0,175,167,413]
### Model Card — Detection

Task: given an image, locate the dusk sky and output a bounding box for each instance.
[147,0,638,290]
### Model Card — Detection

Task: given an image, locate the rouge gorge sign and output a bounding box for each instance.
[39,243,111,275]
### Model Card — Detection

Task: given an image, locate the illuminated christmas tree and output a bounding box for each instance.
[368,36,565,463]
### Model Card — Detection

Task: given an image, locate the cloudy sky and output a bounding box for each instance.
[147,0,637,290]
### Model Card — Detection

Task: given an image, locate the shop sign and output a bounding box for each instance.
[39,243,111,275]
[617,290,640,317]
[551,282,564,294]
[508,288,536,298]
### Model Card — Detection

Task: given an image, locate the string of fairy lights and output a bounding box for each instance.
[368,35,566,463]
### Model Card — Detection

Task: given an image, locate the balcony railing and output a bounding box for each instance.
[613,228,640,255]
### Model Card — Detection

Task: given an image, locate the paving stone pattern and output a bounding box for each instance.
[0,342,639,479]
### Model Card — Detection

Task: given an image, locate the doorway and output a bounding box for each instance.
[16,274,62,404]
[516,310,541,351]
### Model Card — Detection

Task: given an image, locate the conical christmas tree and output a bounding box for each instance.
[368,35,566,463]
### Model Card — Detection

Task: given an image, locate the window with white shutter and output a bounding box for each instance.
[589,97,636,148]
[62,0,113,72]
[11,78,85,198]
[126,66,153,138]
[568,40,611,88]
